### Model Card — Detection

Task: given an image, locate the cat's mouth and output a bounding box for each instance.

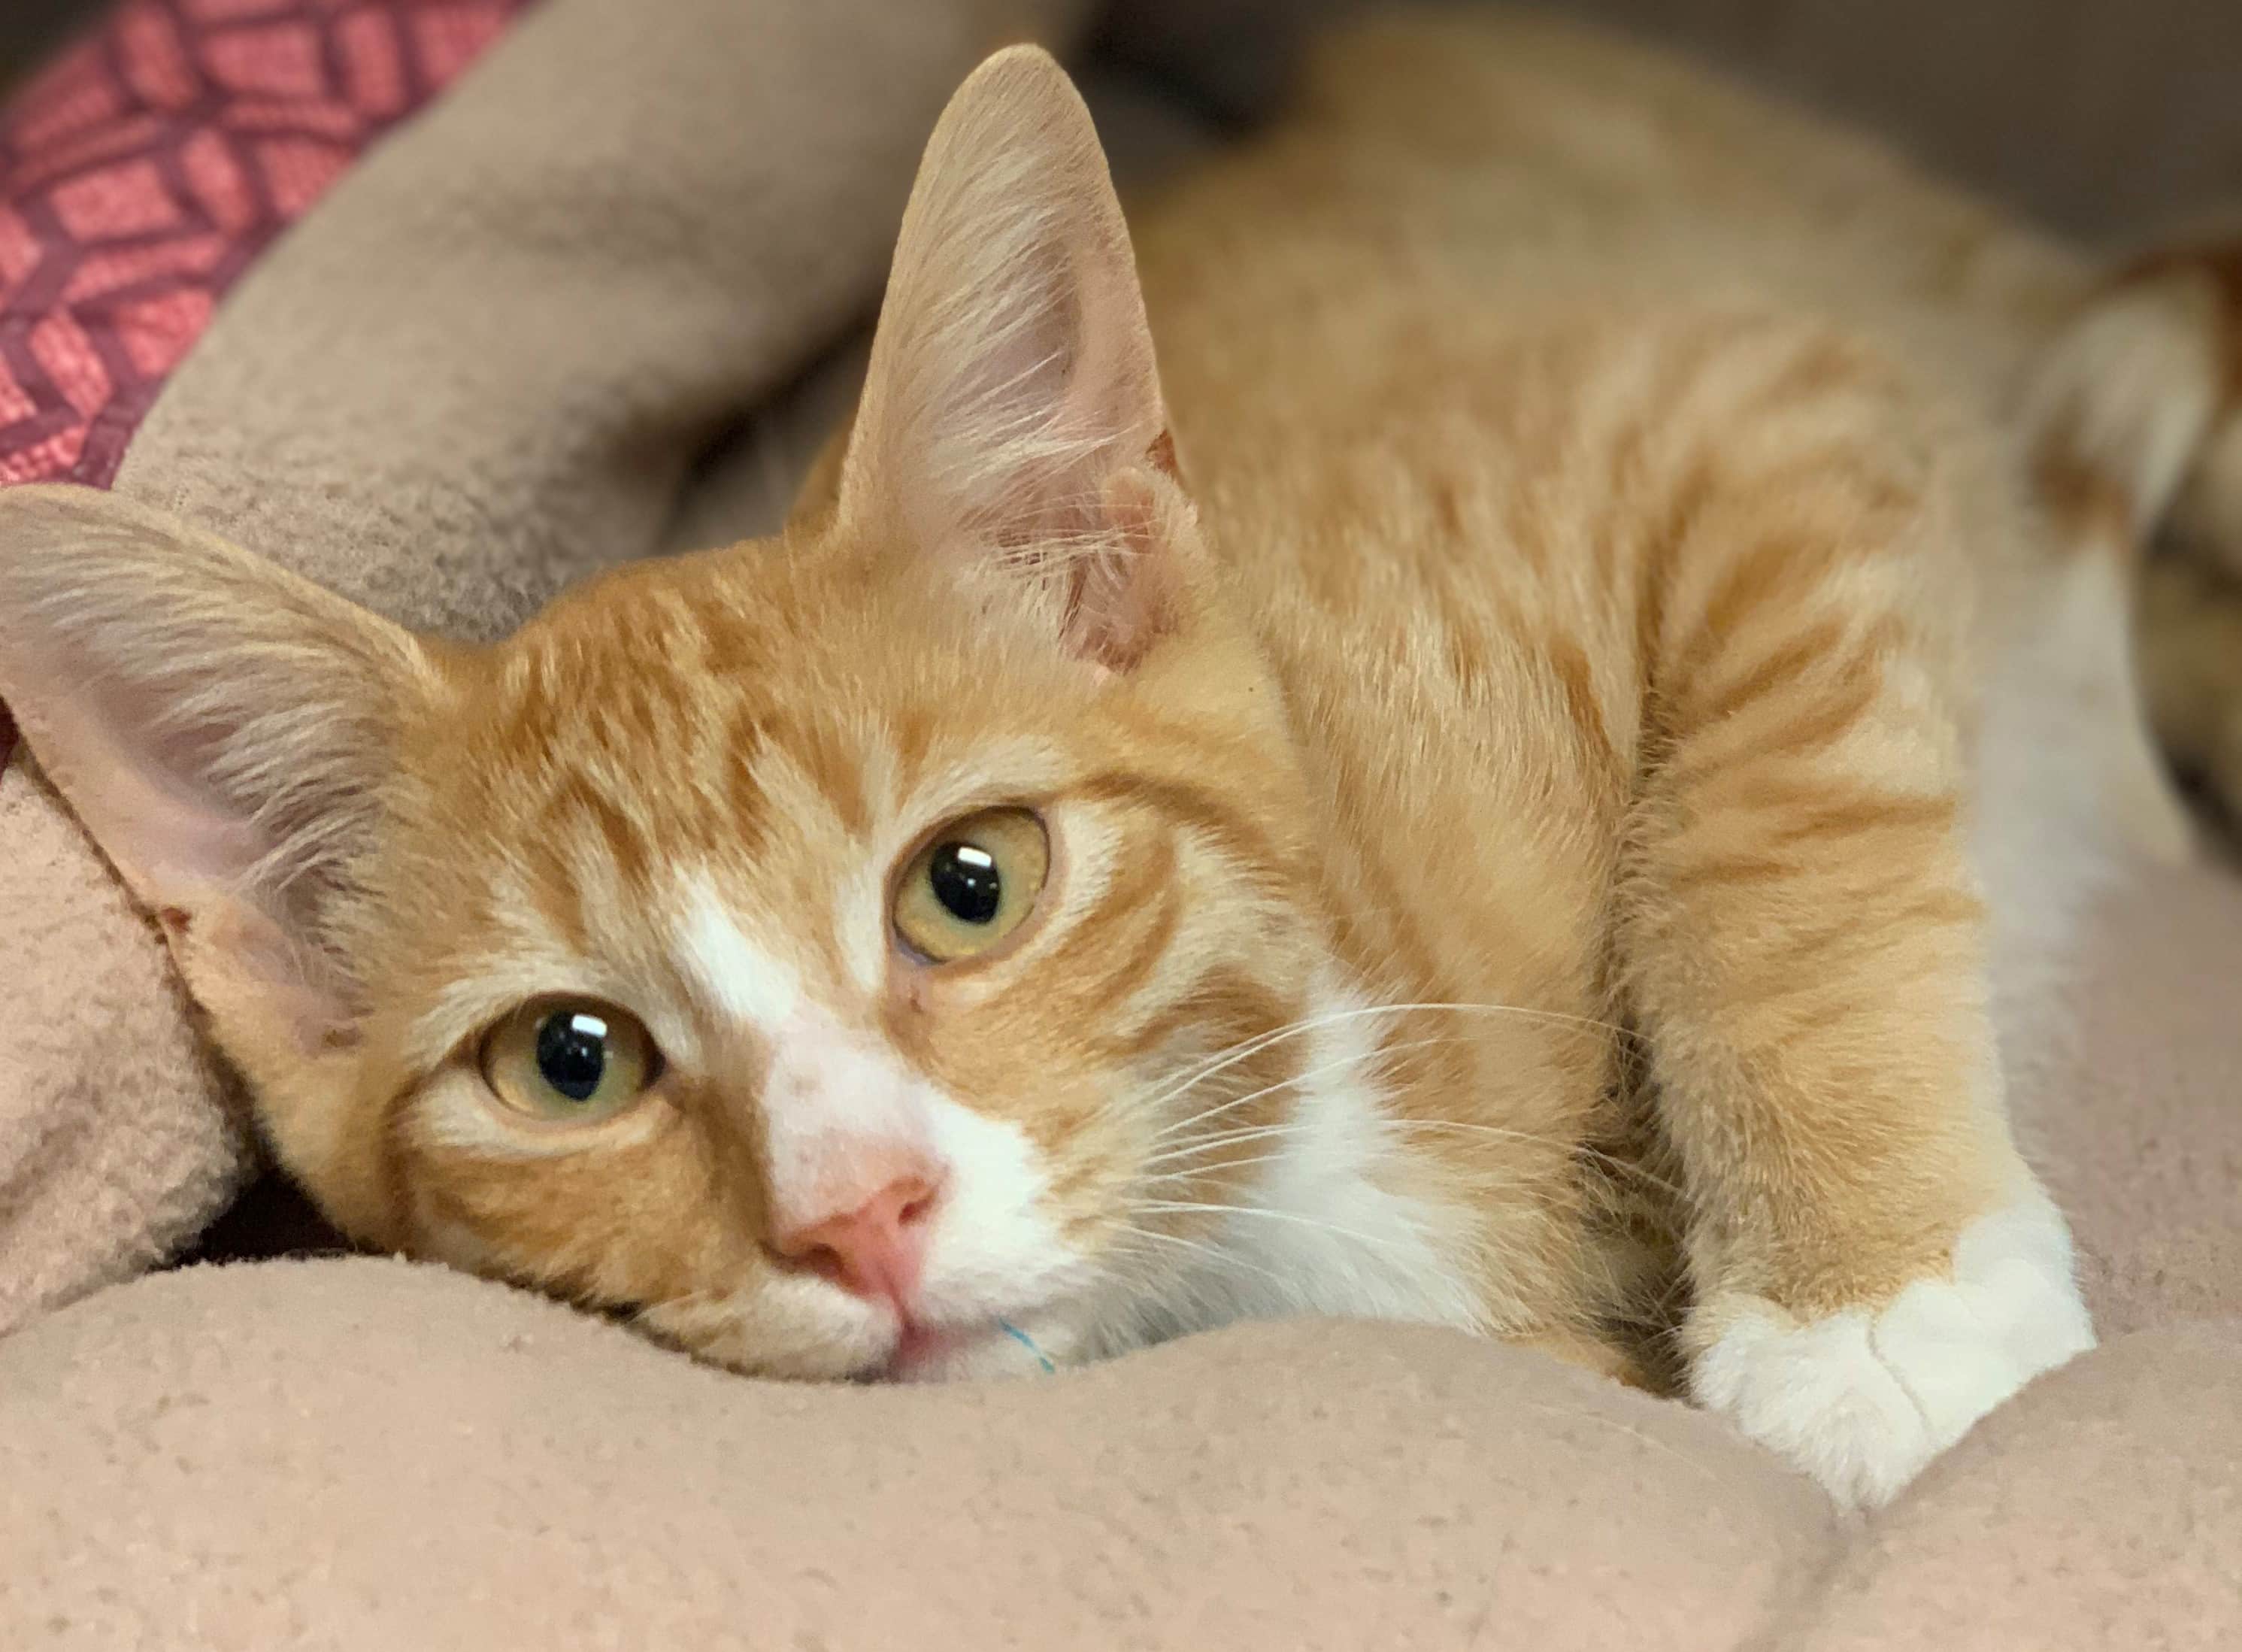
[880,1316,1056,1383]
[886,1320,969,1380]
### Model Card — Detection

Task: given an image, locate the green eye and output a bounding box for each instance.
[480,999,657,1122]
[893,808,1050,963]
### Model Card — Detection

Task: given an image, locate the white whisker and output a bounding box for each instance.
[1132,1151,1295,1185]
[1144,1103,1683,1203]
[1146,1030,1469,1147]
[1107,1223,1299,1296]
[1142,1000,1634,1141]
[1131,1199,1429,1258]
[1388,1120,1688,1201]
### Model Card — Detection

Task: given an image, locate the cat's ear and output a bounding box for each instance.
[838,45,1189,670]
[0,485,439,1059]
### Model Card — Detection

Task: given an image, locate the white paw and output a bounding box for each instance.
[1690,1201,2096,1509]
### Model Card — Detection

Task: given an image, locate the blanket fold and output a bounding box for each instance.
[2,1259,2234,1650]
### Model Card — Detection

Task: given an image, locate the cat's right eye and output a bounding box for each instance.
[480,998,660,1124]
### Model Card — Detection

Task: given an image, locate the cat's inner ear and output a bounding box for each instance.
[837,45,1189,670]
[0,486,436,1055]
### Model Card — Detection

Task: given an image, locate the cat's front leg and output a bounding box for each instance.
[1628,660,2094,1511]
[1613,358,2094,1508]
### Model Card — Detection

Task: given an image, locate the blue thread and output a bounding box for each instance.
[997,1318,1056,1373]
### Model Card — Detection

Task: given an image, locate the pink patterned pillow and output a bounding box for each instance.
[0,0,532,765]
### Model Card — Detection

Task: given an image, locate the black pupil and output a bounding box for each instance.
[535,1012,608,1103]
[929,841,1002,924]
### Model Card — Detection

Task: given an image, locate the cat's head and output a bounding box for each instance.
[0,49,1340,1378]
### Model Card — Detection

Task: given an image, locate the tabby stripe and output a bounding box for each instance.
[1065,770,1290,890]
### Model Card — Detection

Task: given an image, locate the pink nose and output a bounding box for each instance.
[772,1174,940,1309]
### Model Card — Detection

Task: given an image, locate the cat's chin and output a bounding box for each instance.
[881,1318,1059,1384]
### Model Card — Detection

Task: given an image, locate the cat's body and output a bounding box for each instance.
[1139,10,2191,976]
[1094,13,2192,1372]
[5,10,2240,1510]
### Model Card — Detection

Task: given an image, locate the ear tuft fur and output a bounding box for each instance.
[837,46,1192,668]
[0,483,438,1045]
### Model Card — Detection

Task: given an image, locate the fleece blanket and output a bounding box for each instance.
[2,1261,2234,1651]
[0,0,2236,1646]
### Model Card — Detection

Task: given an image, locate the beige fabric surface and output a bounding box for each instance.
[0,0,1092,1336]
[1792,1320,2242,1651]
[1547,0,2242,241]
[2043,864,2242,1337]
[1116,0,2242,241]
[2,1259,2234,1650]
[0,776,239,1337]
[0,1262,1830,1650]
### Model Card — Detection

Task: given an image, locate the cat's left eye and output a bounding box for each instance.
[480,998,660,1124]
[893,807,1050,964]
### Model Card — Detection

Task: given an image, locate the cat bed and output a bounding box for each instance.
[0,0,2236,1646]
[4,1258,2236,1650]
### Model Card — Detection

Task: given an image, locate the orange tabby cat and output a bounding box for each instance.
[4,11,2239,1510]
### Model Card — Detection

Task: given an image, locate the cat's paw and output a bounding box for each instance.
[1689,1201,2095,1510]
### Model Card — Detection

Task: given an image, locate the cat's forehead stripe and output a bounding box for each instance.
[674,874,801,1031]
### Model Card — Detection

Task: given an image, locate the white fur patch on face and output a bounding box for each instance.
[759,1008,942,1233]
[1689,1196,2095,1510]
[832,856,893,996]
[748,1000,1088,1355]
[674,873,800,1031]
[915,1093,1089,1326]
